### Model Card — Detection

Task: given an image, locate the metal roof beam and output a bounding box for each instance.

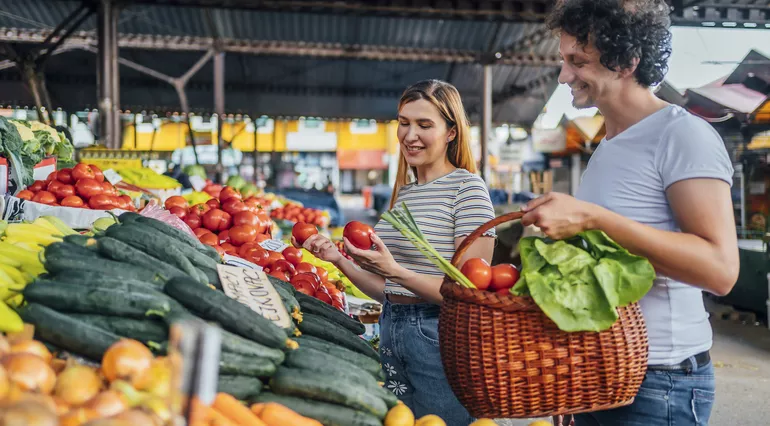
[0,28,562,66]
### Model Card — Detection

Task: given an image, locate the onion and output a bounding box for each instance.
[55,365,103,407]
[101,340,153,386]
[52,396,71,416]
[2,353,56,394]
[10,340,52,363]
[134,358,171,397]
[0,399,58,426]
[111,409,160,425]
[58,407,99,426]
[0,335,10,356]
[84,391,128,418]
[0,364,9,400]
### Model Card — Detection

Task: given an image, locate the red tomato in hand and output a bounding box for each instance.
[190,203,211,217]
[184,214,202,230]
[71,163,96,181]
[91,165,105,183]
[292,223,318,246]
[202,209,231,232]
[89,194,116,210]
[16,190,34,200]
[32,191,56,205]
[54,184,75,200]
[199,232,219,247]
[28,180,46,193]
[168,206,187,219]
[229,225,257,246]
[60,196,85,208]
[219,187,242,203]
[165,196,188,210]
[343,221,375,250]
[282,247,303,266]
[56,168,73,184]
[222,199,248,216]
[460,258,493,290]
[194,228,212,238]
[489,264,520,291]
[75,178,103,199]
[295,262,317,275]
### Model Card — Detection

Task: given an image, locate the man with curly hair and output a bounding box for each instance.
[521,0,739,424]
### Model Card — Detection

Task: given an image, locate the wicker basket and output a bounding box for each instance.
[439,212,649,419]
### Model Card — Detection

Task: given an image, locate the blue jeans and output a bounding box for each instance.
[379,300,474,425]
[574,356,715,426]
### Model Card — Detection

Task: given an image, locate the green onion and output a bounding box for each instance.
[381,203,476,289]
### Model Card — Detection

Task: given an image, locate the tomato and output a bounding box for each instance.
[218,230,230,243]
[202,209,231,232]
[56,168,73,184]
[295,262,316,275]
[206,198,221,210]
[91,165,105,183]
[28,180,46,193]
[292,223,318,246]
[221,199,247,216]
[213,245,226,257]
[194,228,212,238]
[184,214,202,230]
[168,206,187,219]
[244,197,262,212]
[272,259,296,276]
[315,266,328,283]
[229,225,257,246]
[269,270,291,283]
[45,171,57,183]
[46,180,64,195]
[203,184,223,199]
[495,288,512,296]
[343,221,375,250]
[282,247,303,266]
[256,210,270,232]
[16,190,34,200]
[71,163,96,181]
[314,286,334,305]
[489,264,520,291]
[314,215,330,228]
[54,184,75,200]
[245,248,270,267]
[198,233,219,247]
[60,196,85,208]
[255,234,270,244]
[460,258,493,290]
[101,181,118,197]
[232,211,258,227]
[113,195,131,210]
[165,196,188,210]
[75,178,103,199]
[89,194,116,210]
[219,187,242,203]
[266,251,285,267]
[190,203,211,216]
[290,274,318,295]
[220,242,238,256]
[32,191,56,205]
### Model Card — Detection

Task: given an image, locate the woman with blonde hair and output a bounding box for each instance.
[296,79,495,424]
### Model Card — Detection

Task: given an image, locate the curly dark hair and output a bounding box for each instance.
[547,0,673,87]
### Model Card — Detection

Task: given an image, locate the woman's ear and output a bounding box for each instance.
[447,126,457,143]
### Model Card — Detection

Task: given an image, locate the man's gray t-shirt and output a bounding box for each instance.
[576,105,734,365]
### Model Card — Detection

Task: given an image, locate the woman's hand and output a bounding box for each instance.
[521,192,601,240]
[295,234,343,265]
[343,233,403,280]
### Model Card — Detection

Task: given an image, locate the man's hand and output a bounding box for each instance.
[521,192,602,240]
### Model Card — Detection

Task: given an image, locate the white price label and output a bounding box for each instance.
[189,175,207,192]
[259,239,289,253]
[223,254,263,271]
[217,264,291,329]
[103,169,123,185]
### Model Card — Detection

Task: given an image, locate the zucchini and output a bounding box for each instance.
[31,277,160,295]
[133,216,221,263]
[24,281,175,319]
[251,393,382,426]
[93,237,192,282]
[295,291,365,335]
[297,314,378,360]
[295,335,382,379]
[219,352,276,378]
[43,250,162,283]
[18,303,121,361]
[274,284,302,323]
[50,269,165,287]
[164,277,295,350]
[105,224,207,285]
[68,314,168,343]
[270,367,388,419]
[218,375,263,400]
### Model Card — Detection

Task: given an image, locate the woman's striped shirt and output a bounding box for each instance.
[374,168,496,297]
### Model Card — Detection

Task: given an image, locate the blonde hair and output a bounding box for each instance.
[390,79,475,209]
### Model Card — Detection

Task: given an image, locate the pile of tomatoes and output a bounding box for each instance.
[460,258,520,295]
[271,246,345,311]
[15,164,134,211]
[270,202,329,228]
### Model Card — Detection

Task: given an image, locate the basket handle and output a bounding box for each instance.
[451,211,524,266]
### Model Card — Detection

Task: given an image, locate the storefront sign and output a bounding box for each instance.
[217,264,291,329]
[532,127,567,153]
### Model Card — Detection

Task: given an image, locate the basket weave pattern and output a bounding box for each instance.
[438,212,649,419]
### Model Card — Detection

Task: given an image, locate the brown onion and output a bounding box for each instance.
[2,353,56,394]
[10,340,53,363]
[100,340,153,386]
[84,391,128,418]
[55,365,103,407]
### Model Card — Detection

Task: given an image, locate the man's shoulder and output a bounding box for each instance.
[655,105,718,139]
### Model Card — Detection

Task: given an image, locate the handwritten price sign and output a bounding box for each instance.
[216,264,291,329]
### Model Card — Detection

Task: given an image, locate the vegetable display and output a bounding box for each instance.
[0,117,75,188]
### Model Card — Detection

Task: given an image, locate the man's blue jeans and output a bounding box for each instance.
[574,356,715,426]
[379,300,474,425]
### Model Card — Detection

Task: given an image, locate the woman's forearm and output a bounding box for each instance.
[389,268,444,304]
[335,257,387,303]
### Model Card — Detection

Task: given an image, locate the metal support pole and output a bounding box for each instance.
[110,2,121,149]
[214,51,226,183]
[97,0,115,148]
[480,64,492,183]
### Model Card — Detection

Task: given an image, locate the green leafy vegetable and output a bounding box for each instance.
[513,230,654,332]
[0,117,33,187]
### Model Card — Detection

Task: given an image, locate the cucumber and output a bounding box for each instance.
[45,241,102,259]
[251,393,382,426]
[31,277,160,295]
[218,375,263,400]
[117,212,143,225]
[18,303,121,361]
[274,284,302,323]
[267,275,296,294]
[198,265,222,290]
[93,237,192,282]
[219,352,277,378]
[295,291,365,335]
[270,367,388,419]
[295,335,382,378]
[24,281,175,319]
[297,314,378,360]
[105,225,207,285]
[164,277,294,350]
[50,269,166,287]
[68,314,168,343]
[133,216,221,263]
[43,250,163,283]
[63,234,94,248]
